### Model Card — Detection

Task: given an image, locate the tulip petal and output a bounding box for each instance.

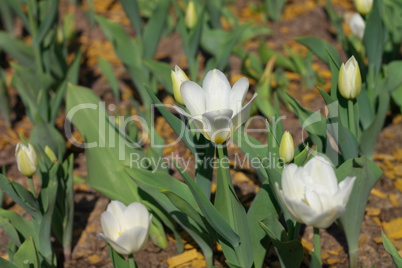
[97,233,131,255]
[229,77,249,115]
[305,205,345,229]
[231,93,257,131]
[281,164,306,201]
[116,226,149,254]
[173,106,206,134]
[201,109,233,144]
[101,211,121,241]
[202,69,231,112]
[181,81,206,116]
[107,200,126,221]
[122,202,150,230]
[283,193,316,225]
[334,176,356,206]
[303,156,338,193]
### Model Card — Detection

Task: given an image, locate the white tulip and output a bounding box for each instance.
[338,56,362,99]
[349,13,365,40]
[98,201,152,255]
[15,143,38,177]
[275,156,356,229]
[354,0,373,15]
[279,131,294,163]
[171,65,190,105]
[175,69,257,144]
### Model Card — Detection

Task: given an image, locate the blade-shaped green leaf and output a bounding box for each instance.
[336,157,382,268]
[296,36,341,66]
[382,231,402,267]
[13,236,39,268]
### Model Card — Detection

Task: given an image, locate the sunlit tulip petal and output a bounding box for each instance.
[98,201,151,255]
[229,77,249,115]
[202,69,231,112]
[202,109,233,144]
[176,69,256,144]
[276,156,356,229]
[180,81,206,116]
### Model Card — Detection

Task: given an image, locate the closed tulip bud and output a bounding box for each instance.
[98,201,152,255]
[185,1,197,29]
[15,143,38,177]
[338,56,362,99]
[354,0,373,15]
[349,13,365,40]
[175,69,257,144]
[171,65,189,105]
[275,156,356,229]
[279,131,294,163]
[45,146,57,162]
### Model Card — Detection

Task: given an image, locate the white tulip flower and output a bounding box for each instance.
[349,13,366,40]
[175,69,257,144]
[15,143,38,177]
[279,131,294,163]
[275,156,356,229]
[338,56,362,99]
[171,65,190,105]
[354,0,373,15]
[98,201,152,255]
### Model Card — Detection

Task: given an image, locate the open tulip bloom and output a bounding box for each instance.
[98,201,152,256]
[275,156,356,229]
[174,69,257,144]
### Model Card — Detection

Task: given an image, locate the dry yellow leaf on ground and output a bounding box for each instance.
[167,249,199,268]
[371,188,387,199]
[389,194,400,207]
[383,218,402,239]
[365,207,381,216]
[395,179,402,192]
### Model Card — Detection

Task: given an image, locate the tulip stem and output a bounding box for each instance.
[348,100,356,137]
[310,227,322,268]
[28,177,36,198]
[128,254,137,268]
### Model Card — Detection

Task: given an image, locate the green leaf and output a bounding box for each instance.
[126,168,214,266]
[247,183,278,268]
[143,59,173,94]
[380,61,402,93]
[0,175,41,219]
[318,88,359,161]
[0,257,18,268]
[160,190,212,235]
[285,93,327,151]
[296,36,341,66]
[119,0,142,38]
[0,209,35,245]
[359,92,390,157]
[382,231,402,267]
[264,0,285,21]
[98,57,120,100]
[35,0,59,45]
[363,0,387,79]
[232,130,268,183]
[0,32,35,68]
[336,157,382,268]
[215,145,252,268]
[13,237,39,268]
[30,116,66,160]
[259,220,304,268]
[146,85,196,156]
[0,69,10,126]
[108,245,128,268]
[174,162,241,248]
[142,0,169,59]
